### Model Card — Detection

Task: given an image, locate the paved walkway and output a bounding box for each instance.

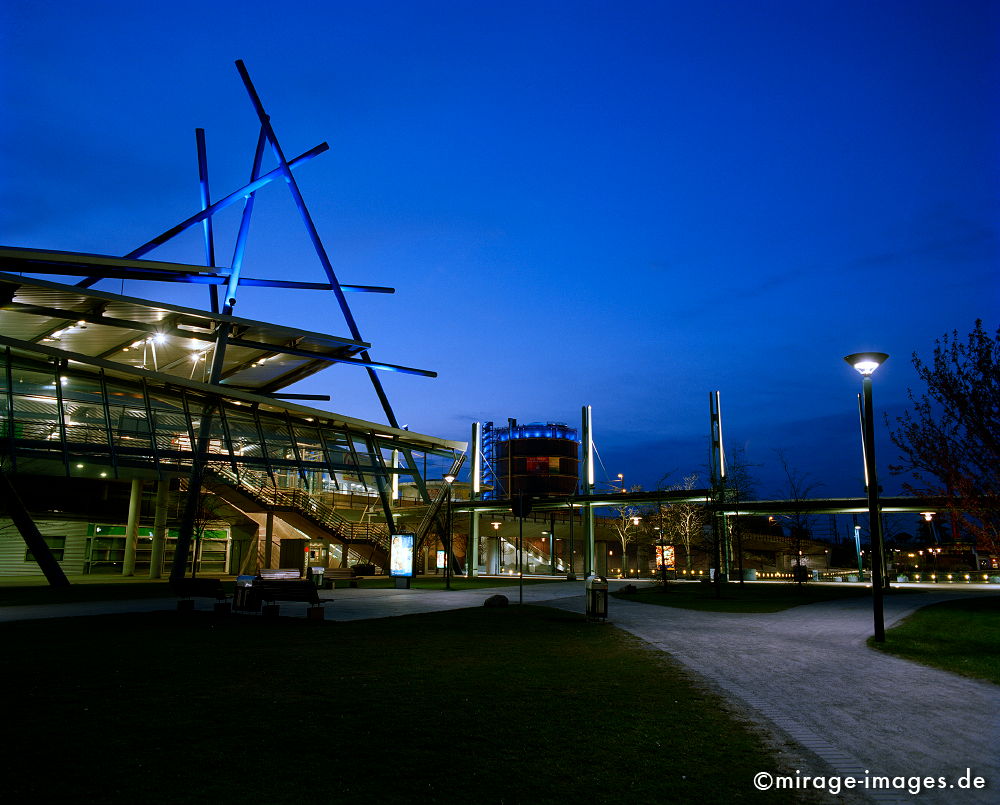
[2,581,997,804]
[0,581,587,623]
[548,589,1000,805]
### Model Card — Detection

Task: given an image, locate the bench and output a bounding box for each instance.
[322,567,357,590]
[251,578,326,620]
[257,579,321,606]
[258,568,303,580]
[170,577,229,613]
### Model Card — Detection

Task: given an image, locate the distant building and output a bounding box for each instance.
[481,420,579,499]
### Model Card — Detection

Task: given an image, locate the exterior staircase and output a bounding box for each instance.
[189,466,393,561]
[413,454,466,551]
[179,456,470,571]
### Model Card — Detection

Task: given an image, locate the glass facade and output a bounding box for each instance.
[1,344,461,509]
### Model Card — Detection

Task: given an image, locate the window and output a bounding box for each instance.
[25,536,66,562]
[525,457,548,474]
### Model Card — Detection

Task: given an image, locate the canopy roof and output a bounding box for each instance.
[0,270,433,393]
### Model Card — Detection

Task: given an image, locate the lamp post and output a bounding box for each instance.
[443,473,455,590]
[567,502,576,581]
[629,515,640,576]
[617,473,625,492]
[921,511,939,545]
[853,524,864,579]
[844,351,888,642]
[517,491,524,604]
[655,525,668,587]
[659,497,669,586]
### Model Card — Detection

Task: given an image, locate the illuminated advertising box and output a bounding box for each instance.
[436,549,446,570]
[390,533,415,577]
[655,544,676,570]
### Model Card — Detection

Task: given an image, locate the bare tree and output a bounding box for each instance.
[773,449,823,583]
[722,449,758,584]
[660,473,706,573]
[610,486,644,576]
[189,487,236,578]
[888,320,999,557]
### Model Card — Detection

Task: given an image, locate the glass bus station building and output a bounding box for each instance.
[0,266,464,580]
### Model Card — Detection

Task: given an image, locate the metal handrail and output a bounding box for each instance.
[413,454,467,549]
[203,465,391,550]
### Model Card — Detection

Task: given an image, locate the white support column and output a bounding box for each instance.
[123,478,142,576]
[148,480,168,578]
[467,422,482,578]
[486,531,499,574]
[468,513,480,577]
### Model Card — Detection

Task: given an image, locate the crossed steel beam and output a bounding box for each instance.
[74,59,406,426]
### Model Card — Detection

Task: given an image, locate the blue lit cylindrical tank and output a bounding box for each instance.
[493,421,579,497]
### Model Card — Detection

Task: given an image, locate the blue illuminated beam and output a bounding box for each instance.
[235,59,400,428]
[209,128,268,384]
[2,252,394,293]
[195,128,219,313]
[74,141,330,288]
[223,334,438,376]
[224,128,268,315]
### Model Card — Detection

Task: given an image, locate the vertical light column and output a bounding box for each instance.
[149,480,168,578]
[709,391,729,582]
[467,422,481,577]
[122,478,142,576]
[581,404,595,577]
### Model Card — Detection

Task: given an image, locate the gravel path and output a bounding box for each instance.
[548,590,1000,805]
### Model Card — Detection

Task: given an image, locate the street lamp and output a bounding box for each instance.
[657,499,674,587]
[853,524,864,579]
[654,525,668,587]
[629,515,640,576]
[921,511,940,545]
[844,351,888,642]
[443,473,455,590]
[617,473,625,492]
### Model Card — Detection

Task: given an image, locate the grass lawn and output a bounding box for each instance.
[1,606,805,804]
[612,581,878,612]
[869,595,1000,684]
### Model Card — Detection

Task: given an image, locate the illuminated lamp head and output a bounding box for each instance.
[843,352,889,377]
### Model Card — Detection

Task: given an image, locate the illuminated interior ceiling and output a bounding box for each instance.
[0,270,429,394]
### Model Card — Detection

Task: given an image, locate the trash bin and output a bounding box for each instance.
[585,574,608,621]
[233,575,258,612]
[309,566,325,588]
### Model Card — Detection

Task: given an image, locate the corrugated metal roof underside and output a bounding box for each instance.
[0,272,367,392]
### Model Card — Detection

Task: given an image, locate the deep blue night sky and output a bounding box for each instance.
[1,1,996,500]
